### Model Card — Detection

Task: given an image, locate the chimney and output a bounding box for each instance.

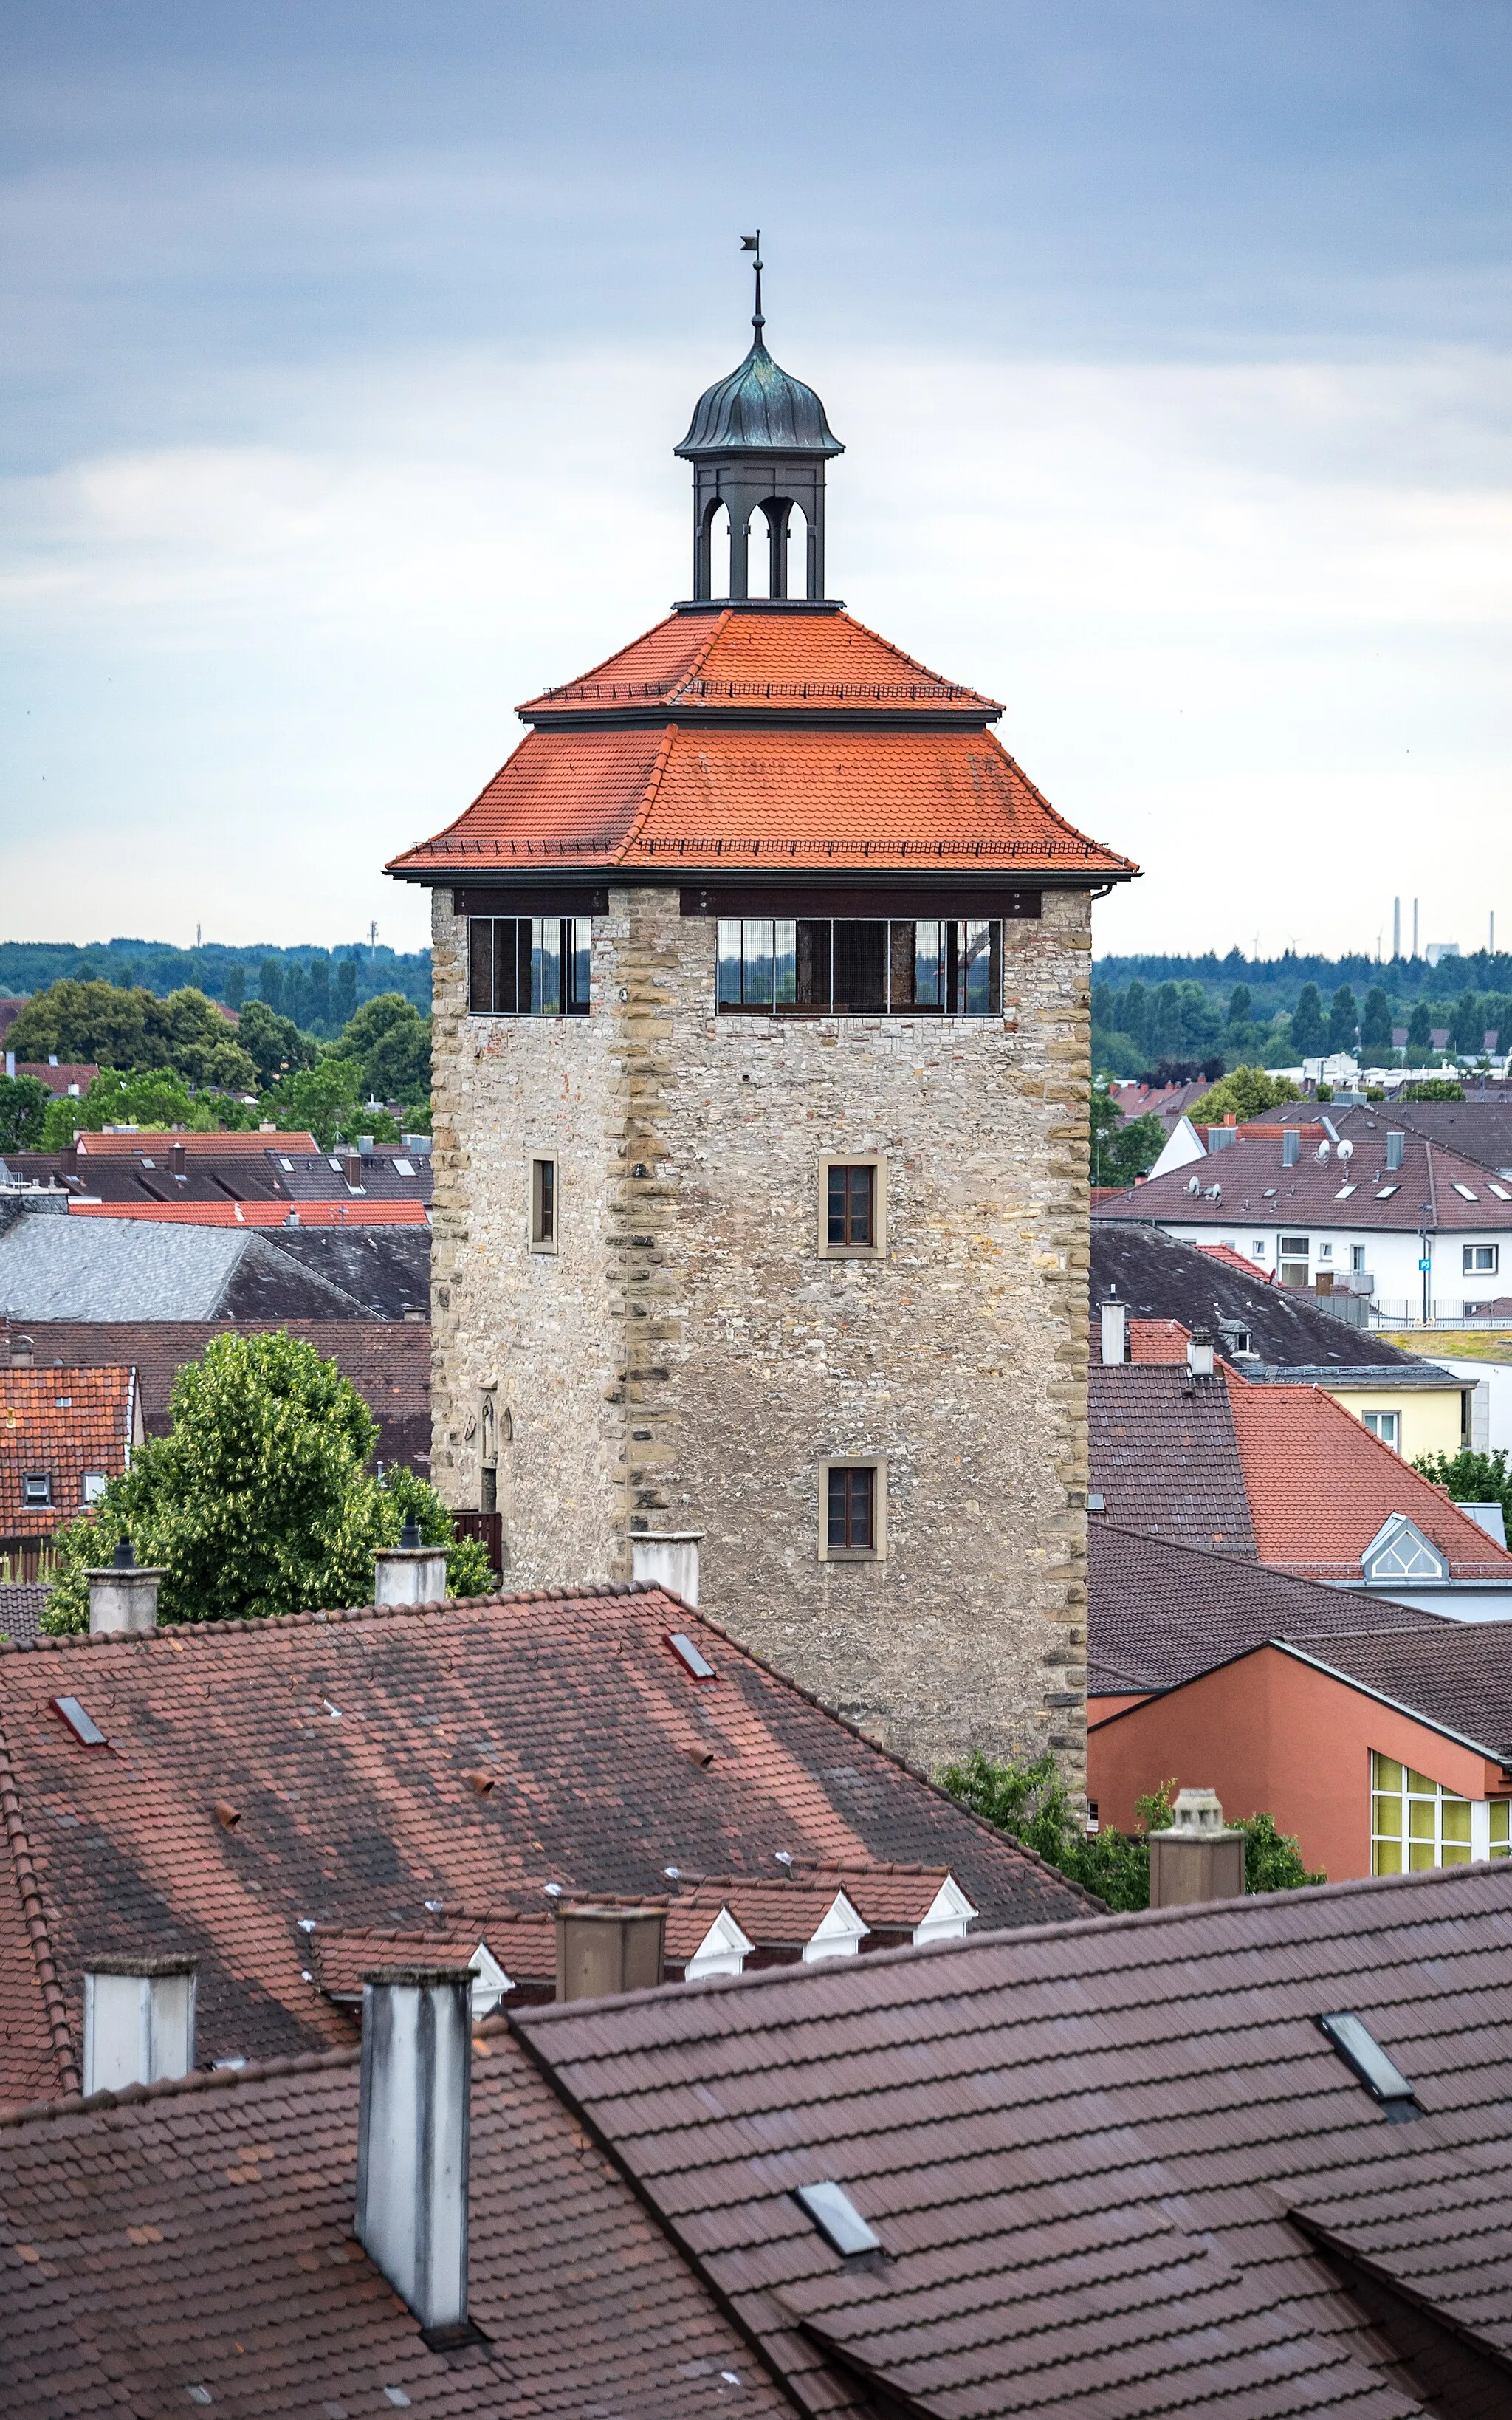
[373,1521,448,1607]
[1282,1130,1300,1168]
[343,1151,363,1190]
[170,1142,187,1176]
[1099,1298,1128,1365]
[630,1531,703,1605]
[555,1905,666,2002]
[1186,1327,1214,1378]
[86,1535,165,1634]
[63,1142,79,1178]
[83,1954,197,2094]
[10,1333,34,1370]
[1147,1788,1245,1908]
[1386,1131,1404,1170]
[355,1968,472,2341]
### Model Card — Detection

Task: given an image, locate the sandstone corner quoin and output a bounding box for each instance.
[389,270,1136,1782]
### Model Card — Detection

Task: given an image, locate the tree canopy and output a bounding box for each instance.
[1189,1064,1301,1121]
[6,980,255,1089]
[42,1331,492,1631]
[0,1073,49,1152]
[333,990,431,1108]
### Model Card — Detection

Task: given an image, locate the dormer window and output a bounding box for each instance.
[1361,1513,1448,1583]
[21,1471,52,1509]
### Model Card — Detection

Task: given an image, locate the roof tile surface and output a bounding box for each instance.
[0,1365,134,1537]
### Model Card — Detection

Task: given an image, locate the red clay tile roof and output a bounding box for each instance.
[387,607,1135,880]
[0,2024,785,2418]
[1096,1125,1512,1232]
[1194,1239,1271,1279]
[1223,1365,1512,1581]
[1127,1316,1191,1362]
[0,1365,136,1539]
[67,1198,427,1227]
[0,1587,1089,2105]
[516,1860,1512,2420]
[75,1130,319,1156]
[518,606,1003,717]
[13,1063,99,1097]
[306,1924,483,1999]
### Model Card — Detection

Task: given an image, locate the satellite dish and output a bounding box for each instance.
[1317,1140,1330,1162]
[1205,1183,1222,1202]
[1338,1139,1354,1162]
[1188,1175,1202,1194]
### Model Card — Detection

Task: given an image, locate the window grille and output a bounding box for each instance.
[717,919,1001,1017]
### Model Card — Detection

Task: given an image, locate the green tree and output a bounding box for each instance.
[0,1073,49,1151]
[41,1332,492,1633]
[1404,1076,1465,1102]
[1119,981,1149,1047]
[224,964,247,1011]
[334,957,358,1024]
[1291,983,1325,1055]
[307,957,331,1032]
[5,978,150,1067]
[259,957,284,1014]
[1407,1001,1433,1049]
[1359,985,1394,1056]
[1451,989,1484,1055]
[1327,984,1358,1054]
[333,992,432,1106]
[1227,983,1252,1026]
[938,1751,1324,1910]
[260,1057,400,1150]
[39,1068,262,1148]
[1192,1064,1302,1122]
[1089,1087,1164,1187]
[1415,1447,1512,1529]
[237,998,317,1086]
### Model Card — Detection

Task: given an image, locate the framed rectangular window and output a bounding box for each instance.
[1351,1244,1368,1272]
[530,1156,557,1252]
[716,917,1003,1018]
[1279,1235,1310,1287]
[1370,1751,1501,1874]
[1364,1410,1401,1450]
[1464,1244,1499,1274]
[469,917,591,1016]
[22,1472,52,1508]
[819,1156,886,1257]
[818,1461,887,1560]
[81,1472,107,1505]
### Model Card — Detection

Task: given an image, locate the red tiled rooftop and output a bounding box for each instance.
[75,1128,318,1156]
[1097,1123,1512,1230]
[1223,1364,1512,1580]
[13,1063,98,1097]
[518,605,1003,716]
[1195,1239,1273,1280]
[1127,1316,1192,1362]
[67,1197,428,1227]
[0,1363,138,1538]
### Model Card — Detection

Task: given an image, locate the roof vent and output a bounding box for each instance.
[1316,2010,1418,2119]
[1186,1329,1214,1379]
[1282,1131,1300,1168]
[1147,1787,1245,1907]
[356,1968,473,2340]
[83,1954,197,2095]
[793,2180,883,2260]
[1386,1131,1404,1170]
[9,1334,34,1369]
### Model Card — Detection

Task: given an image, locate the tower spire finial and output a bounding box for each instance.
[740,230,764,346]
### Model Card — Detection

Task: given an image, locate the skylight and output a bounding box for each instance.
[1489,1183,1510,1202]
[53,1696,106,1747]
[1453,1182,1480,1202]
[279,1157,295,1171]
[1316,2011,1417,2112]
[667,1631,715,1681]
[394,1159,415,1177]
[793,2180,882,2258]
[1335,1183,1357,1199]
[1376,1185,1400,1199]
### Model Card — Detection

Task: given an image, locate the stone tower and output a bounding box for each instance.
[388,275,1135,1780]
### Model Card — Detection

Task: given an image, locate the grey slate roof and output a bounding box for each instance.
[1089,1363,1257,1555]
[0,1213,369,1322]
[1090,1225,1432,1372]
[1087,1520,1446,1696]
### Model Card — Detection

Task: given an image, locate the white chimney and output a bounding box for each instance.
[1386,1131,1404,1170]
[630,1530,703,1605]
[87,1536,165,1635]
[83,1955,197,2094]
[356,1968,472,2340]
[373,1522,449,1607]
[1282,1129,1300,1167]
[1099,1299,1128,1365]
[1186,1327,1215,1378]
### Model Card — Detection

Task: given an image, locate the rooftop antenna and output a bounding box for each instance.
[740,231,764,346]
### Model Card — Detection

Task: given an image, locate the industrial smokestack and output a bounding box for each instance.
[355,1968,472,2341]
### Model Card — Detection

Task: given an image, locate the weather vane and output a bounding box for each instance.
[740,230,764,343]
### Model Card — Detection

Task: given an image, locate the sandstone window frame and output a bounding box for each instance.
[818,1154,887,1259]
[529,1156,558,1255]
[817,1459,887,1563]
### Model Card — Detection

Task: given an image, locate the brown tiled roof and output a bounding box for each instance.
[0,1587,1090,2105]
[13,1063,99,1097]
[15,1319,430,1477]
[307,1924,482,1999]
[1223,1366,1512,1582]
[0,2025,784,2418]
[1278,1625,1512,1763]
[0,1363,136,1538]
[1127,1316,1190,1361]
[1087,1520,1447,1699]
[1095,1123,1512,1231]
[1087,1364,1257,1554]
[515,1861,1512,2420]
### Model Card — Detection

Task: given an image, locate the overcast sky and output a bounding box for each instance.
[3,1,1508,960]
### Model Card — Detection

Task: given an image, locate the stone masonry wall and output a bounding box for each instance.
[430,882,1093,1785]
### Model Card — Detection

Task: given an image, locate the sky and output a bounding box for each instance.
[1,0,1509,961]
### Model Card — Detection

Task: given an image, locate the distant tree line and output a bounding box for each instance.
[1093,957,1512,1079]
[0,936,430,1029]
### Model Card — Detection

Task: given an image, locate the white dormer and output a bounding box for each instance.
[911,1874,978,1946]
[1361,1513,1449,1585]
[467,1939,511,2020]
[803,1891,870,1963]
[684,1905,757,1982]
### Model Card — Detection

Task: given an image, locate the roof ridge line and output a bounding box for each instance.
[816,606,1000,706]
[664,609,733,701]
[0,1715,78,2097]
[614,721,680,858]
[0,2036,365,2133]
[5,1580,671,1656]
[520,609,687,706]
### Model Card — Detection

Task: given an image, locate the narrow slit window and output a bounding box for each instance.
[827,1466,874,1552]
[531,1158,557,1249]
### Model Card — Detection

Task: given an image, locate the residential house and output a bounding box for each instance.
[5,1128,433,1211]
[0,1360,142,1580]
[0,1581,1089,2108]
[1089,1355,1512,1615]
[387,304,1136,1777]
[1092,1224,1471,1456]
[10,1060,99,1098]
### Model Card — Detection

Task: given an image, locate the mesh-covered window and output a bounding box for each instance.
[717,919,1001,1015]
[469,919,591,1015]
